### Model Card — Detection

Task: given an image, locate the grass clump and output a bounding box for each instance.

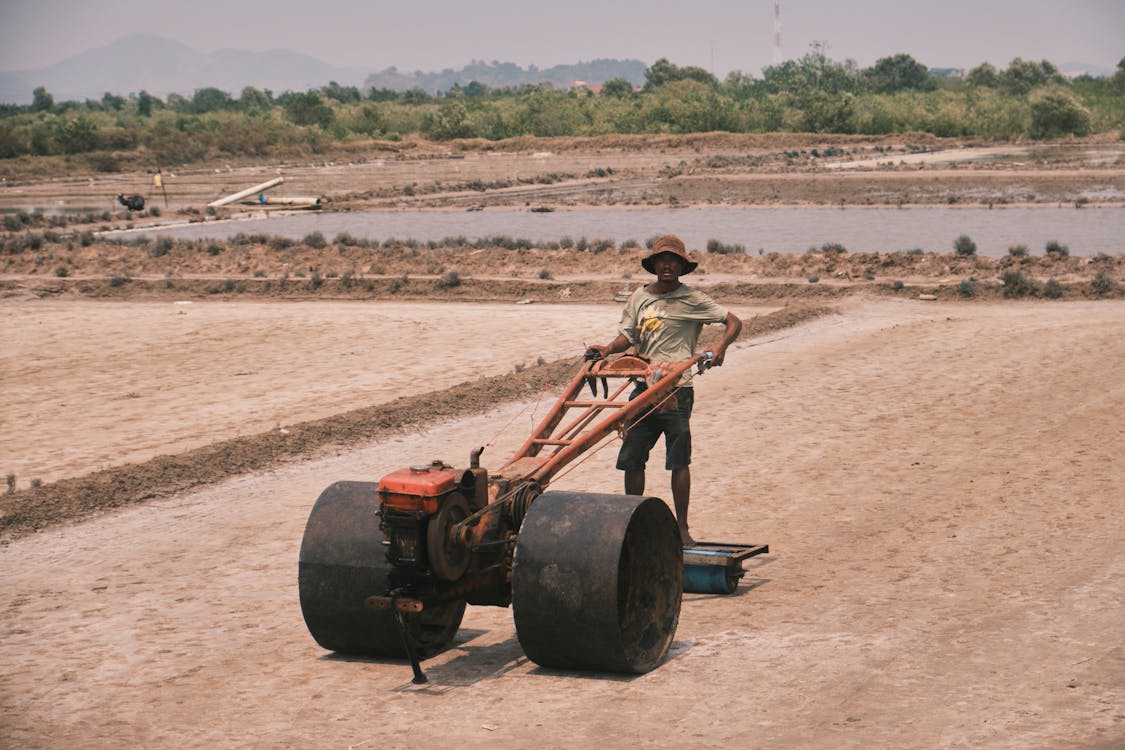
[953,234,977,257]
[1045,240,1069,257]
[1008,243,1029,258]
[1090,271,1116,297]
[1000,269,1037,298]
[436,270,463,289]
[706,239,746,255]
[1043,278,1064,299]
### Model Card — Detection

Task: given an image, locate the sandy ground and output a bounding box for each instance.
[1,296,1122,748]
[5,299,782,485]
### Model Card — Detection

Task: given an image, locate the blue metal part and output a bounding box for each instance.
[683,564,739,594]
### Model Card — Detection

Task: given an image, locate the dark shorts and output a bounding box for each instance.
[616,386,694,471]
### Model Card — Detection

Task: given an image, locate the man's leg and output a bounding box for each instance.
[671,466,693,546]
[624,468,645,496]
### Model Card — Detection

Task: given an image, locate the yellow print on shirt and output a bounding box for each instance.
[637,306,665,341]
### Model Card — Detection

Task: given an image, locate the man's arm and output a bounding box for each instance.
[708,312,742,367]
[589,334,632,359]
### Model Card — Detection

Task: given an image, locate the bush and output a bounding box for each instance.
[303,231,327,249]
[892,280,904,290]
[706,239,746,255]
[437,270,462,288]
[1029,90,1091,139]
[1043,278,1064,298]
[957,279,975,297]
[1045,240,1069,257]
[1000,269,1037,298]
[55,266,69,277]
[1008,243,1029,258]
[1090,271,1115,297]
[538,267,553,280]
[150,236,174,257]
[953,234,977,256]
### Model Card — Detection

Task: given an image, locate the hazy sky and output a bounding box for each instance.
[1,0,1122,75]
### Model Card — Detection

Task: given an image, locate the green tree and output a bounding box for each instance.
[190,87,234,113]
[464,80,489,98]
[31,86,53,112]
[238,86,272,112]
[56,115,99,153]
[136,90,157,117]
[643,58,719,91]
[999,58,1063,95]
[427,100,473,140]
[601,77,635,98]
[282,91,335,128]
[865,53,934,92]
[966,63,999,88]
[1029,90,1091,138]
[321,81,361,104]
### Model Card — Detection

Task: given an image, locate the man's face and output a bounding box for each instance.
[652,252,685,279]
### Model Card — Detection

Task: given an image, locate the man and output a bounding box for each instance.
[589,234,742,546]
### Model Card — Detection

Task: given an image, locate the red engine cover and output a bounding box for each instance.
[378,464,458,514]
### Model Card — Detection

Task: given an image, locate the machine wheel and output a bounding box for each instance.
[512,491,682,674]
[683,564,741,595]
[298,481,465,659]
[427,492,471,582]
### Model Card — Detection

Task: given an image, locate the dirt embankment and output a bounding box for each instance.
[4,241,1123,305]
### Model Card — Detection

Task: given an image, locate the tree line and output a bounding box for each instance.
[1,52,1122,166]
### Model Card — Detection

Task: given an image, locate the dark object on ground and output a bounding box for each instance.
[117,194,145,211]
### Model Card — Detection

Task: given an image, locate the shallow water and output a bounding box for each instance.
[112,205,1124,259]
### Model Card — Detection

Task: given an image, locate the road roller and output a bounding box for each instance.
[298,350,766,682]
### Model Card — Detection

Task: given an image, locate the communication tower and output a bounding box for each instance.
[772,0,782,65]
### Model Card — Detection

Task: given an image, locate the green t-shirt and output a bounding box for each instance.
[618,284,728,385]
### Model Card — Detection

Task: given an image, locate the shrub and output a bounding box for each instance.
[1045,240,1069,257]
[1008,243,1029,258]
[1000,269,1037,298]
[5,474,14,494]
[538,267,553,280]
[892,280,904,290]
[150,236,174,257]
[1029,90,1091,139]
[958,279,975,297]
[1090,271,1115,297]
[953,234,977,256]
[206,243,222,256]
[820,242,847,254]
[303,231,327,249]
[807,276,820,283]
[1043,278,1064,299]
[437,270,462,288]
[79,230,95,247]
[706,239,746,255]
[108,274,130,287]
[55,266,69,277]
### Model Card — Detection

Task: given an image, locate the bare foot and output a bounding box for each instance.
[680,527,696,547]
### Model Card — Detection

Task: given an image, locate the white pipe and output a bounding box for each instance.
[208,177,284,207]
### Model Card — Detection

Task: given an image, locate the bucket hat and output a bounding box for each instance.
[641,234,698,275]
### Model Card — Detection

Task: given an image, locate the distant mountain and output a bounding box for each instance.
[364,59,649,94]
[0,33,369,104]
[1057,61,1114,79]
[0,35,650,105]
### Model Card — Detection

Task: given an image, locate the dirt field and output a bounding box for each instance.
[1,295,1122,748]
[1,134,1122,747]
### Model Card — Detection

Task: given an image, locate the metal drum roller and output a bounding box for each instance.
[512,491,683,673]
[298,481,465,658]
